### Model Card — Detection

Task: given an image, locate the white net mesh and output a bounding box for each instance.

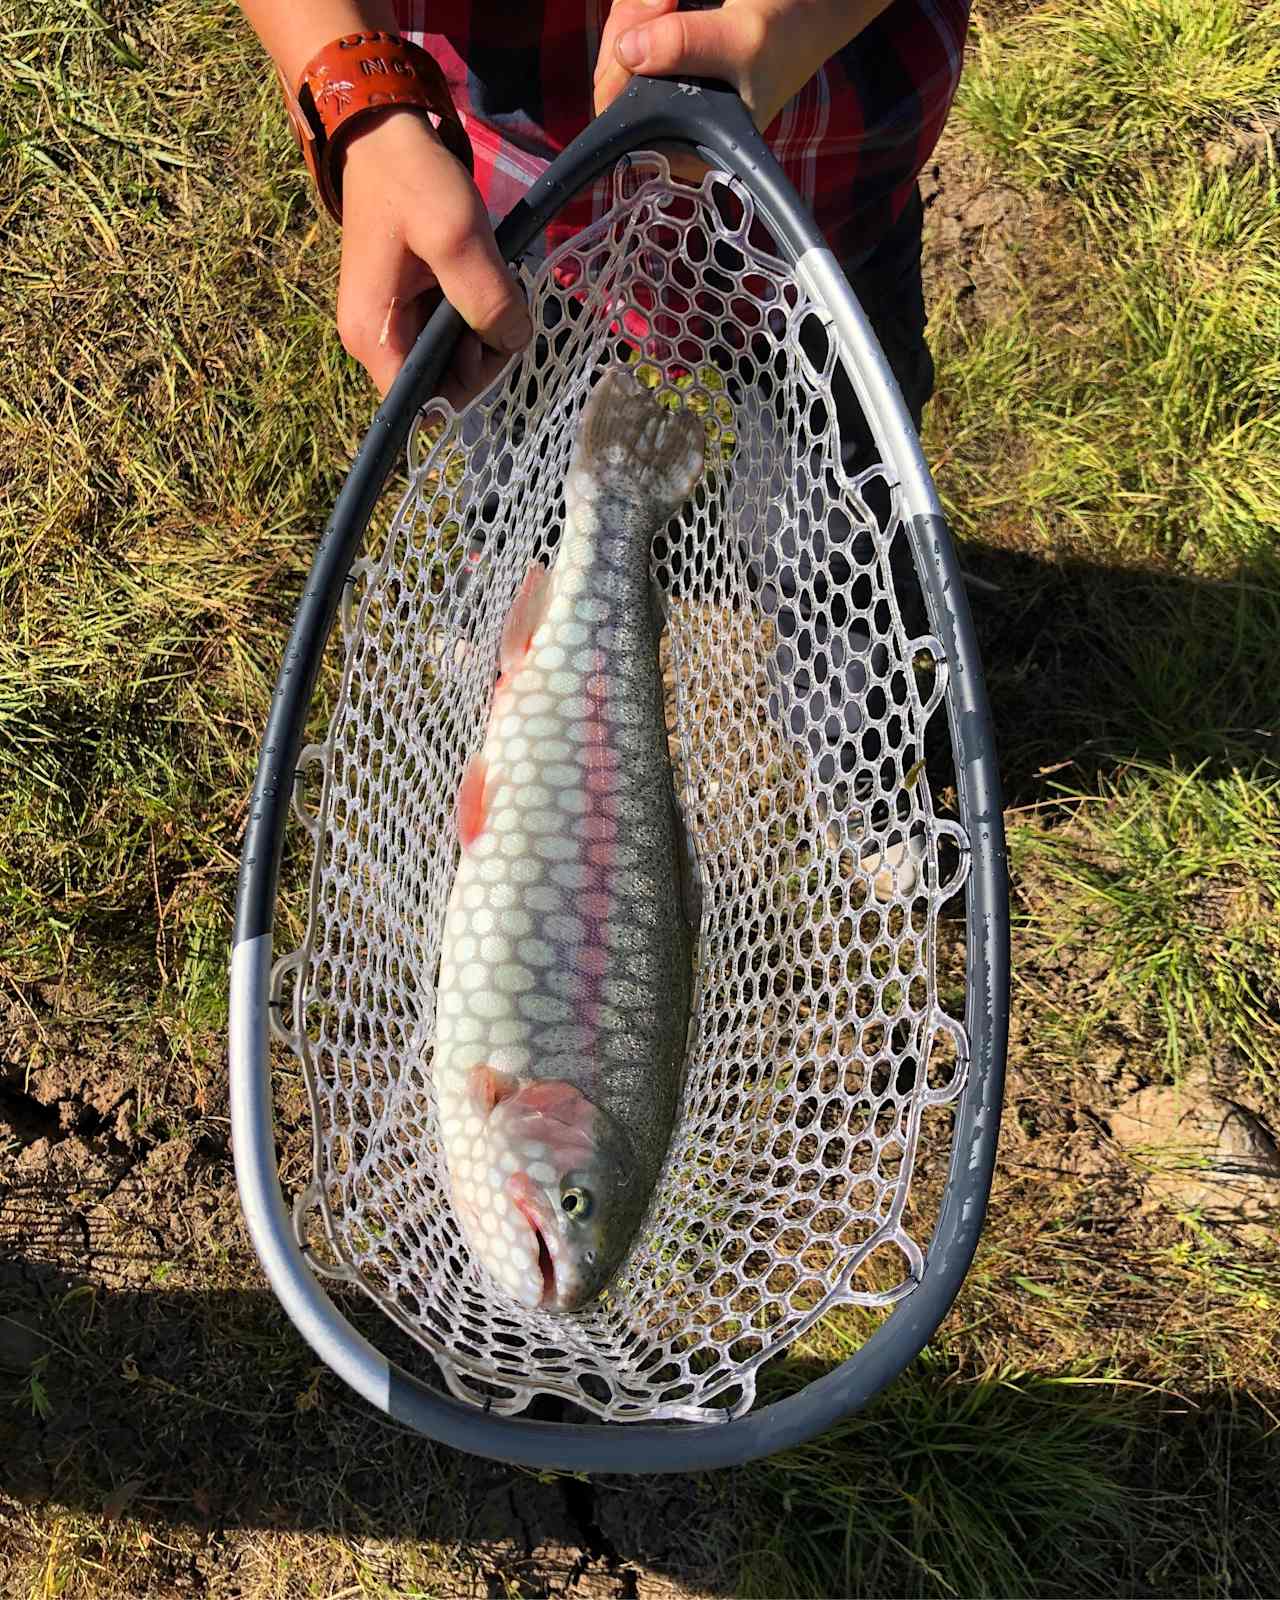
[274,155,972,1423]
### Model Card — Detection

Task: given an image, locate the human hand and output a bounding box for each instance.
[337,107,532,402]
[594,0,888,133]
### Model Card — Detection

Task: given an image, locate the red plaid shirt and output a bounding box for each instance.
[392,1,968,264]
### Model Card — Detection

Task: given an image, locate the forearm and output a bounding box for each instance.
[773,0,898,62]
[236,0,398,85]
[755,0,897,117]
[237,0,529,394]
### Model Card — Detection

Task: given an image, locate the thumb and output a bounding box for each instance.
[613,7,762,86]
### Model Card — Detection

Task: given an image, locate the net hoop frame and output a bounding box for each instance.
[229,74,1009,1474]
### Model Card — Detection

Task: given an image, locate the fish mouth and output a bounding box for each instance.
[532,1222,556,1306]
[509,1177,560,1309]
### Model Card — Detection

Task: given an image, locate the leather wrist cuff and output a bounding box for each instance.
[278,31,473,224]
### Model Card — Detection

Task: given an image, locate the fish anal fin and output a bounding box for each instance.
[457,756,489,850]
[499,563,551,676]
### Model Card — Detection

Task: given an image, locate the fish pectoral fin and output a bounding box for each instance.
[467,1063,519,1117]
[499,562,551,676]
[498,1080,602,1160]
[502,1077,597,1130]
[456,755,490,850]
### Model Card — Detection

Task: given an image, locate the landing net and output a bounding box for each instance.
[272,155,971,1423]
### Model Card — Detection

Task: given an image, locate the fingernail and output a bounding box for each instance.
[617,27,646,68]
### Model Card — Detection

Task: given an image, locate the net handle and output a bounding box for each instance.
[230,72,1009,1474]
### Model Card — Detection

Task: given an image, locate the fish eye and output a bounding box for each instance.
[561,1186,592,1220]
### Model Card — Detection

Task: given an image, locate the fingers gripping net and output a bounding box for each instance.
[277,156,971,1424]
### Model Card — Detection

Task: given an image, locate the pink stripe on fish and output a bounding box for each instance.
[577,647,617,1037]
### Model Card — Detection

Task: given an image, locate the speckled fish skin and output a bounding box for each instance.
[434,369,705,1313]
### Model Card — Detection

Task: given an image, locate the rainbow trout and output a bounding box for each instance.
[433,369,704,1311]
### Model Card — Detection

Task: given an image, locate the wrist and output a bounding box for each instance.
[277,32,472,223]
[341,104,441,176]
[790,0,893,62]
[753,0,894,125]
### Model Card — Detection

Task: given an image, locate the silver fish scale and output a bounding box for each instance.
[276,154,972,1423]
[441,485,688,1178]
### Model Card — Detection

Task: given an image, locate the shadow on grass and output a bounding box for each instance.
[2,1252,1278,1599]
[953,543,1280,805]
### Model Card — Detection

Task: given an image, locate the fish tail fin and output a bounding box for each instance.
[571,368,705,520]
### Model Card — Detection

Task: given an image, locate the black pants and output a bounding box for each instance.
[842,184,935,438]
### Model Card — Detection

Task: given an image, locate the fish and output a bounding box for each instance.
[433,367,706,1312]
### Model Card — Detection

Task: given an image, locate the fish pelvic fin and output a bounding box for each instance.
[499,561,551,676]
[456,755,490,850]
[571,368,705,521]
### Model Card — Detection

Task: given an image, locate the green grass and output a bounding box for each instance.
[714,1322,1280,1598]
[930,0,1280,571]
[736,1346,1143,1599]
[927,0,1280,1090]
[925,163,1280,569]
[1024,765,1280,1080]
[961,0,1280,186]
[3,0,1280,1596]
[0,0,363,1059]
